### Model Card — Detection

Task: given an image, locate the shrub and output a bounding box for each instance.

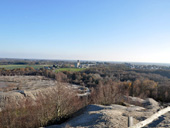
[0,84,83,128]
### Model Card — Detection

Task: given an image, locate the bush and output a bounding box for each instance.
[0,84,83,128]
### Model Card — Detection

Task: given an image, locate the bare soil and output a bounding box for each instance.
[46,104,158,128]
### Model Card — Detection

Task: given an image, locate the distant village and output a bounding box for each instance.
[44,60,97,70]
[44,61,170,70]
[125,63,170,70]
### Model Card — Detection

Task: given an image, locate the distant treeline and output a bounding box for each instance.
[0,59,75,65]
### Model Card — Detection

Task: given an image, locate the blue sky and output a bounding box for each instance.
[0,0,170,63]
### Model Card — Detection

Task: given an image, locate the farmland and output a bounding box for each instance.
[55,68,86,73]
[0,65,48,69]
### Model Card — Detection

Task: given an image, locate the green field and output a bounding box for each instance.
[55,68,86,73]
[0,65,48,69]
[0,65,86,72]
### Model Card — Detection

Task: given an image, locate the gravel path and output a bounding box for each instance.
[145,112,170,128]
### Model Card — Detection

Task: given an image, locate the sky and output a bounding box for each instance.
[0,0,170,63]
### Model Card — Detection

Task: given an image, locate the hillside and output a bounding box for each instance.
[45,97,160,128]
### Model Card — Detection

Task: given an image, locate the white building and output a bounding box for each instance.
[75,60,80,68]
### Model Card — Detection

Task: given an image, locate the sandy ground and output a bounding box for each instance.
[0,76,57,91]
[0,76,89,94]
[46,104,157,128]
[45,97,170,128]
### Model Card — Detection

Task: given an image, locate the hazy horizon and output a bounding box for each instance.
[0,0,170,63]
[1,57,170,66]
